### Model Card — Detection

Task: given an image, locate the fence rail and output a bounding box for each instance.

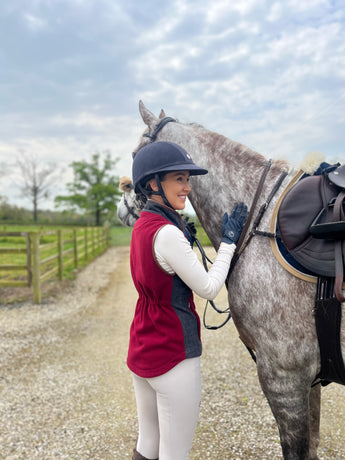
[0,227,109,304]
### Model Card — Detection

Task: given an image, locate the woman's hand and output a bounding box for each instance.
[221,202,248,245]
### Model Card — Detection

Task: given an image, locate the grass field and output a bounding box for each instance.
[0,223,210,250]
[0,223,211,282]
[109,224,211,246]
[0,223,211,304]
[0,225,110,283]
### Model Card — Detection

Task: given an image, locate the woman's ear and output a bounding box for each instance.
[148,178,159,192]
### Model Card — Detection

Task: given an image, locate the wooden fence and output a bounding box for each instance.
[0,227,109,304]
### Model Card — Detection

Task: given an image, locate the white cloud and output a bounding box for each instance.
[0,0,344,209]
[23,13,47,31]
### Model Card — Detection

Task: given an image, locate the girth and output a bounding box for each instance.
[313,277,345,386]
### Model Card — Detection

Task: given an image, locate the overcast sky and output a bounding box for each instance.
[0,0,344,210]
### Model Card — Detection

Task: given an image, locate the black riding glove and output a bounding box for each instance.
[221,202,248,245]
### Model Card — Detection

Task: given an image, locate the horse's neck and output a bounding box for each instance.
[161,122,290,204]
[157,121,292,247]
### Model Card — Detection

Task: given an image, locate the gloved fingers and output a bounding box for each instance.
[222,212,229,226]
[230,202,248,223]
[229,202,244,220]
[238,203,249,224]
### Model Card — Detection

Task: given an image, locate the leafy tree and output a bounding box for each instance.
[55,151,121,225]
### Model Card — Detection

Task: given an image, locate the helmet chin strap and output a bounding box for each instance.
[138,174,173,209]
[154,174,173,208]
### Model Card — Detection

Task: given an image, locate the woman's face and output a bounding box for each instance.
[149,171,191,210]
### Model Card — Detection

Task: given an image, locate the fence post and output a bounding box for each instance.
[84,228,88,260]
[103,222,110,248]
[26,232,32,286]
[31,232,41,304]
[73,229,78,268]
[58,230,63,280]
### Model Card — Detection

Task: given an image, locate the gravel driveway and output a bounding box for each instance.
[0,246,344,459]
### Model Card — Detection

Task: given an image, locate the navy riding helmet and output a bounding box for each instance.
[132,141,208,196]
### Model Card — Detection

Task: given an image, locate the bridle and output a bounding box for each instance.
[143,117,177,142]
[136,116,178,208]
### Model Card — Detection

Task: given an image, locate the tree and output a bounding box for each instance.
[55,151,121,225]
[16,153,59,222]
[0,161,9,178]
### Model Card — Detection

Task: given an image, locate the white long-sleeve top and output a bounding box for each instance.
[153,224,235,300]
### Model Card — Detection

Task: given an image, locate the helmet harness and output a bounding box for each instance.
[132,124,208,209]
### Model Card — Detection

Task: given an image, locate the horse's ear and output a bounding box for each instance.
[159,109,166,119]
[139,100,158,129]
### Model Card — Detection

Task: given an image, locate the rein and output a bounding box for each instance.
[194,237,233,330]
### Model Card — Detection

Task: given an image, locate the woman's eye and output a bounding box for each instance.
[176,175,189,183]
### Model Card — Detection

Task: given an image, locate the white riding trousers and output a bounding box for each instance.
[132,357,202,460]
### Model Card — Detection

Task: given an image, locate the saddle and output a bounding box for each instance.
[278,164,345,302]
[277,164,345,386]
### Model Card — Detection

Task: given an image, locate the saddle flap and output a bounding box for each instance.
[277,175,340,277]
[278,176,325,250]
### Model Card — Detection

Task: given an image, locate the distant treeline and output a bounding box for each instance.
[0,195,121,226]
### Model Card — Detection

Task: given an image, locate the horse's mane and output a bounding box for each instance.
[180,120,290,176]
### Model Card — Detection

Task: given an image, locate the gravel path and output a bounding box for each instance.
[0,246,345,460]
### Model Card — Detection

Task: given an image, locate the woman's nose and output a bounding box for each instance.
[184,182,192,192]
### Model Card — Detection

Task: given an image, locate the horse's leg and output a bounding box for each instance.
[308,384,321,460]
[257,363,311,460]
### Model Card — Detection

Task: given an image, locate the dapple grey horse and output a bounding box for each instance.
[122,101,345,460]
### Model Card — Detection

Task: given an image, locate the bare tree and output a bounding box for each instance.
[0,161,10,178]
[16,153,59,222]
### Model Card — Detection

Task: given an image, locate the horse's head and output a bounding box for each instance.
[124,101,291,247]
[118,102,173,227]
[132,101,169,158]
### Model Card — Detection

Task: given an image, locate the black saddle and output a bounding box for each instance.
[278,164,345,302]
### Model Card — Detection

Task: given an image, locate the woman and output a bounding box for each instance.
[128,141,248,460]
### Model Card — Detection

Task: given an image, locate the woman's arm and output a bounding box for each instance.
[154,225,235,300]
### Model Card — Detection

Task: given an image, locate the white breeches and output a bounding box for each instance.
[132,357,202,460]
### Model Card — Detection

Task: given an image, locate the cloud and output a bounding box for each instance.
[0,0,344,209]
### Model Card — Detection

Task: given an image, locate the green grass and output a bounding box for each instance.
[109,226,133,246]
[0,224,210,280]
[0,225,110,282]
[194,225,212,246]
[109,224,211,246]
